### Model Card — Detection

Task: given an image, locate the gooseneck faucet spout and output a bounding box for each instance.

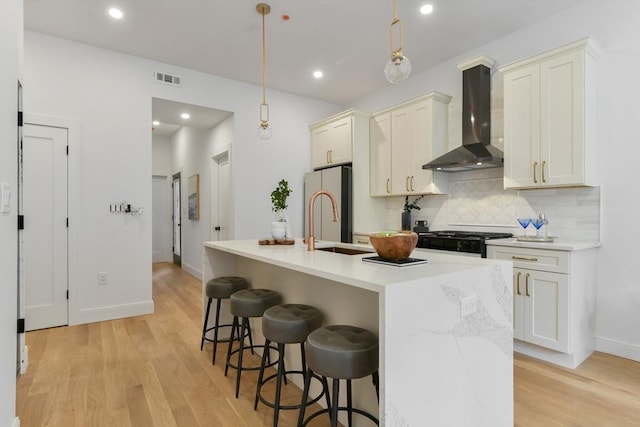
[307,190,340,251]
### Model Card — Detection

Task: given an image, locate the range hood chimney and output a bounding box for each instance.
[422,56,503,172]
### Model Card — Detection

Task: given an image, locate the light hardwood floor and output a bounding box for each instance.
[16,263,640,426]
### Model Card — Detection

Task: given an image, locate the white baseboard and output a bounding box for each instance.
[11,417,20,427]
[72,300,154,325]
[181,262,202,281]
[596,336,640,362]
[514,340,593,369]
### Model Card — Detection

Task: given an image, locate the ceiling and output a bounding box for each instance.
[24,0,585,107]
[151,98,232,136]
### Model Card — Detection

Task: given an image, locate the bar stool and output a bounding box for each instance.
[225,288,282,398]
[254,304,328,427]
[200,276,250,365]
[297,325,380,427]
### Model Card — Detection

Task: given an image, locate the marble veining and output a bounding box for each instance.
[440,283,513,359]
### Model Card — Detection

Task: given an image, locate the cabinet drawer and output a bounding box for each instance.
[353,233,371,246]
[487,246,569,274]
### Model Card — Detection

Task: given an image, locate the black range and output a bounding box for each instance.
[415,230,513,258]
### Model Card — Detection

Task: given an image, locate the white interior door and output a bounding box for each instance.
[211,151,230,241]
[23,124,68,331]
[152,175,171,262]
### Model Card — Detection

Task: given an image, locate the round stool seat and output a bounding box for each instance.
[206,276,249,300]
[307,325,378,380]
[263,304,323,344]
[230,289,281,318]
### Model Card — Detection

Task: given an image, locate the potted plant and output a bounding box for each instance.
[270,179,292,240]
[402,195,425,230]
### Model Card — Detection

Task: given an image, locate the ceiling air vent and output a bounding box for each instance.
[154,71,182,87]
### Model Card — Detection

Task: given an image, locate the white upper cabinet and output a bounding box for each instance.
[501,38,600,189]
[310,110,369,170]
[370,92,451,197]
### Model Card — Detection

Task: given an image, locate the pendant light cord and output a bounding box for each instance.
[261,10,267,105]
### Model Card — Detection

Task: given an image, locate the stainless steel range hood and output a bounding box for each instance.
[422,56,503,172]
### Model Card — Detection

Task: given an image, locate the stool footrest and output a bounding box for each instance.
[202,322,237,344]
[256,370,324,411]
[225,344,279,372]
[301,407,379,426]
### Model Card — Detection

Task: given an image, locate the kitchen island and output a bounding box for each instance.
[203,239,513,426]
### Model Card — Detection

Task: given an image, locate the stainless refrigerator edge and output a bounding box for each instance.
[304,165,352,243]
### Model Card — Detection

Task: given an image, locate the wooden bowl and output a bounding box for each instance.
[369,231,418,261]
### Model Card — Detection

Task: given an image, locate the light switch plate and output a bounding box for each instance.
[1,183,11,213]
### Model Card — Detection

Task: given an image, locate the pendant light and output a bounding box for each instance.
[257,3,272,139]
[384,0,412,83]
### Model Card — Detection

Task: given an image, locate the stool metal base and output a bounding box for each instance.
[254,341,328,427]
[201,298,253,365]
[298,369,380,427]
[224,316,279,398]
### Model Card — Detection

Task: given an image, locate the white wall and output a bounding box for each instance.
[152,134,172,175]
[24,30,340,325]
[0,1,21,425]
[351,1,640,360]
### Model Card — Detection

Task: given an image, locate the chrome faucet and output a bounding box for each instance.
[307,190,340,251]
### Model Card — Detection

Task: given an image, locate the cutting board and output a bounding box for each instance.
[258,238,295,245]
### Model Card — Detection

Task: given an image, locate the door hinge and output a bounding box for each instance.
[66,218,69,227]
[17,111,23,127]
[18,215,24,230]
[66,145,69,155]
[66,290,69,300]
[17,318,25,334]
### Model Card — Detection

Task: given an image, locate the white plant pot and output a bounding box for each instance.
[271,221,286,241]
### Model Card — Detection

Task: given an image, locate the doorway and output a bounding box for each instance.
[22,123,69,331]
[172,172,182,267]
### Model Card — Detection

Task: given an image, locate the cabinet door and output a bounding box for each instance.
[522,269,569,352]
[409,100,439,194]
[328,117,353,166]
[370,113,392,196]
[503,64,541,189]
[311,124,331,169]
[541,50,585,187]
[513,269,526,341]
[390,107,410,195]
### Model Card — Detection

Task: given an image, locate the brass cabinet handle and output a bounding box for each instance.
[329,150,333,164]
[405,176,410,192]
[533,161,538,184]
[525,273,531,297]
[512,255,538,262]
[326,150,330,164]
[542,160,547,183]
[516,272,522,295]
[356,240,369,245]
[410,176,415,191]
[386,178,391,194]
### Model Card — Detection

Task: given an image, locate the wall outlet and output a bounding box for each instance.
[460,295,478,317]
[98,272,108,286]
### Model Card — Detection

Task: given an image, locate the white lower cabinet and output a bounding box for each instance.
[513,268,569,352]
[488,244,597,368]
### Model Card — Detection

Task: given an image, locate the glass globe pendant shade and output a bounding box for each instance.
[257,122,272,140]
[385,53,412,84]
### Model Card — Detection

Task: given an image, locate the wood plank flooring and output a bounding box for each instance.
[16,262,640,426]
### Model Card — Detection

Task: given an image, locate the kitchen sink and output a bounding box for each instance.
[316,246,373,255]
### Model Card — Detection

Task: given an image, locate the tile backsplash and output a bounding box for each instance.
[383,173,601,242]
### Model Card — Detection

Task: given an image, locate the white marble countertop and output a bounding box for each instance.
[486,237,601,251]
[204,239,508,293]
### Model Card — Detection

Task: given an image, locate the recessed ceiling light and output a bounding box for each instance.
[108,8,123,19]
[420,4,434,15]
[313,70,323,79]
[181,113,190,119]
[152,120,160,126]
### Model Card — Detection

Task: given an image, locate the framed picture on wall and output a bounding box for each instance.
[188,174,199,220]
